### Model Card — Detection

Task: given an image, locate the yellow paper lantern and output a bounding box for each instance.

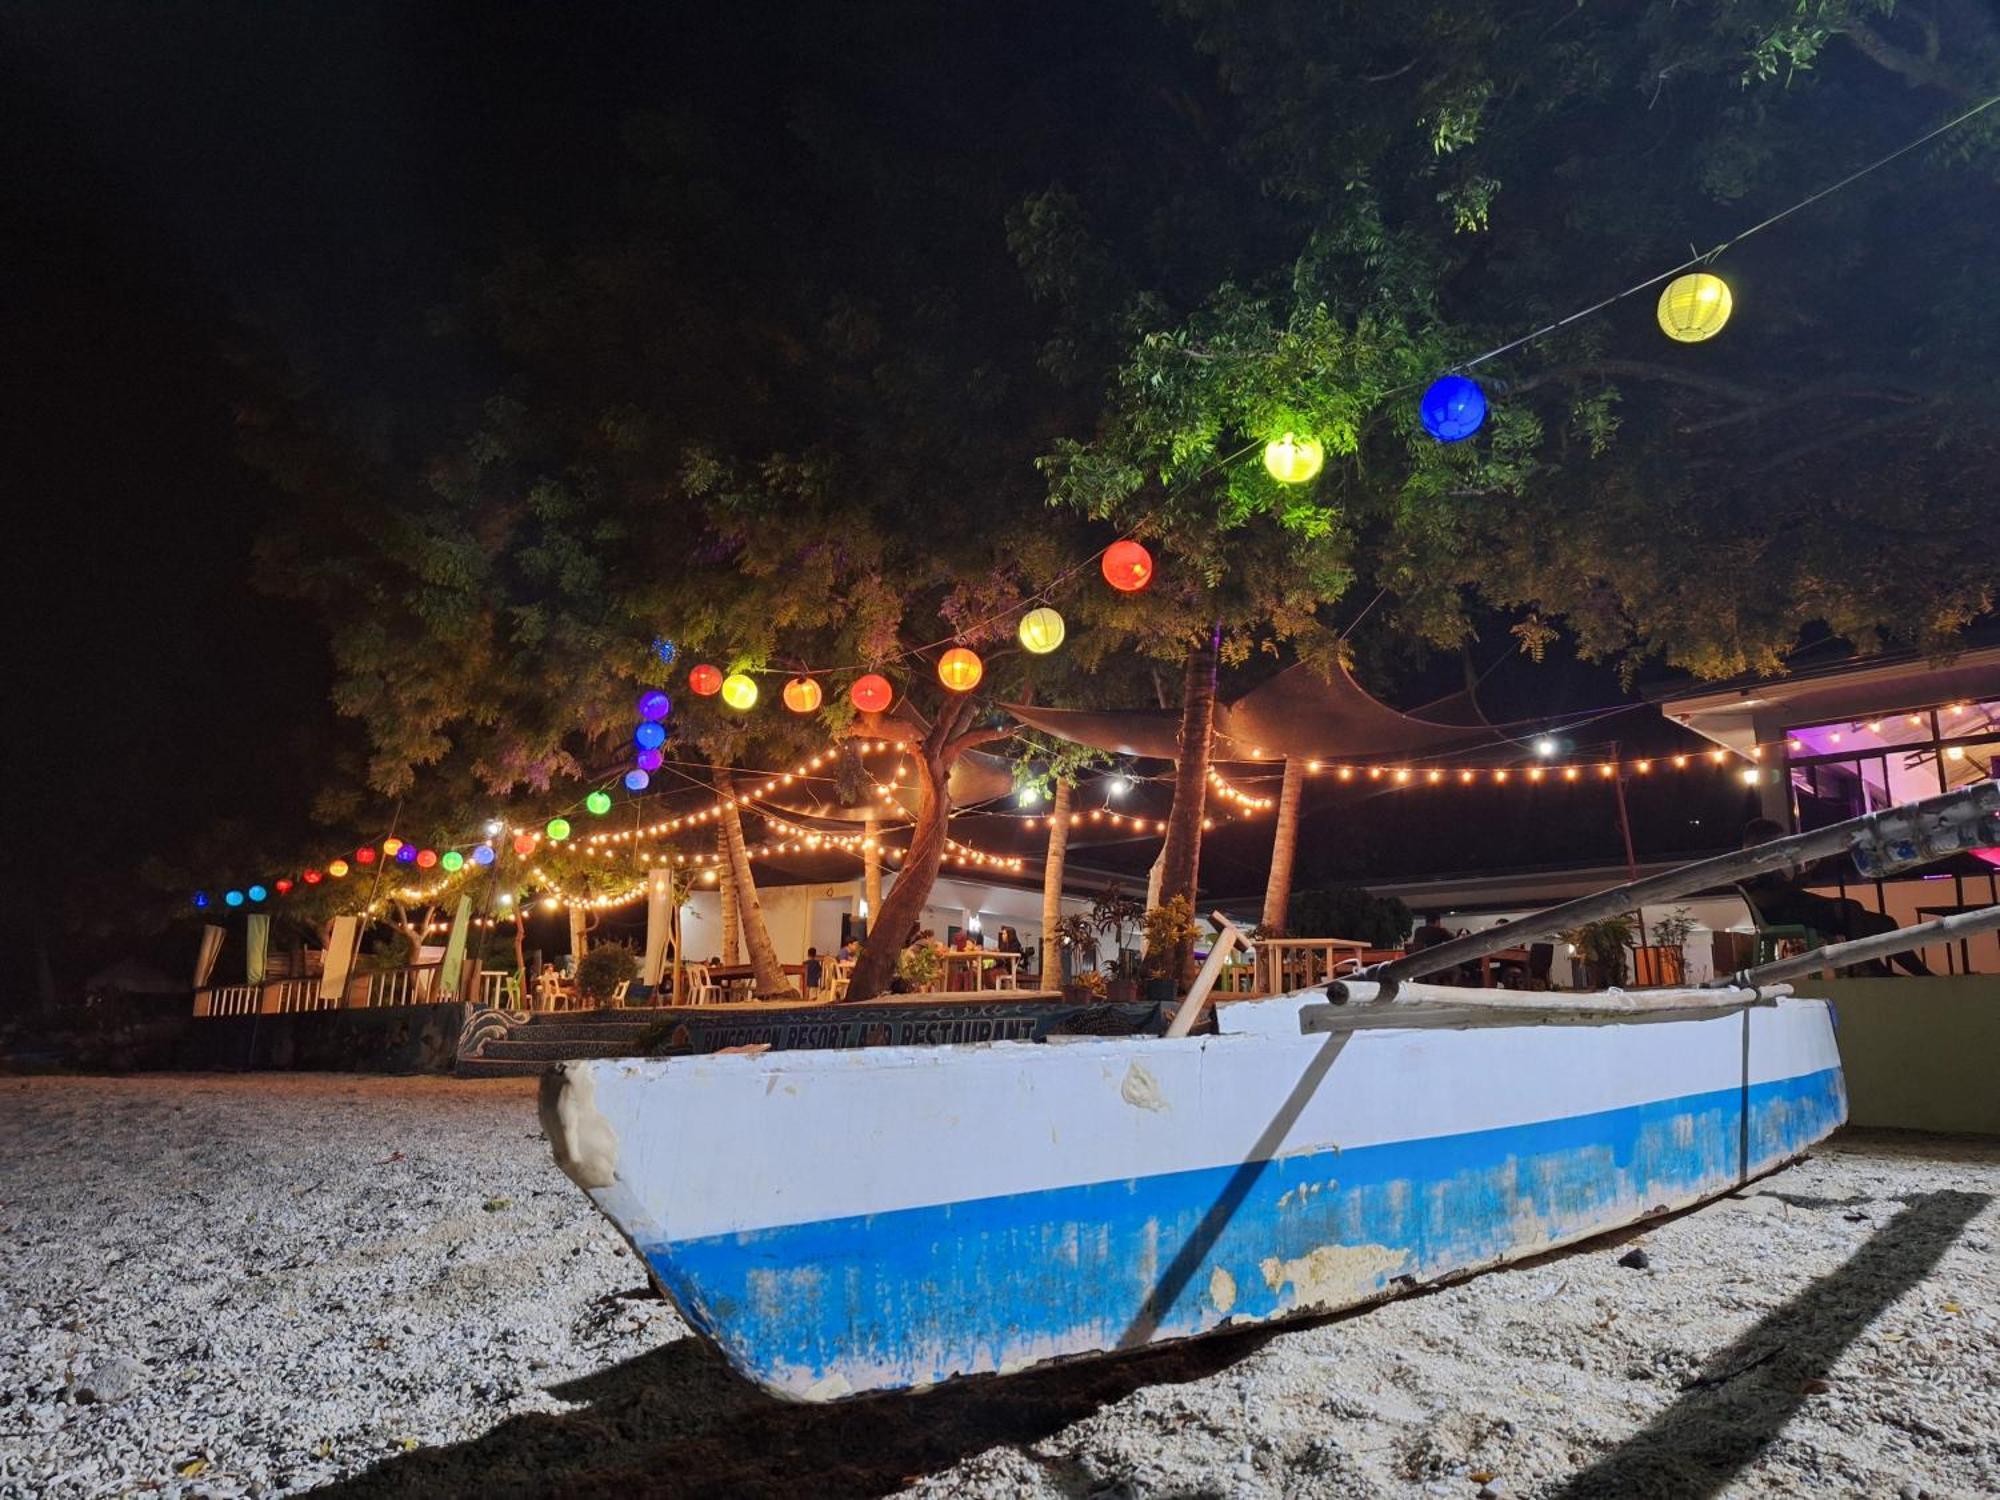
[1017,606,1065,654]
[1262,432,1324,484]
[1656,272,1732,342]
[782,676,823,714]
[938,646,984,692]
[720,672,759,710]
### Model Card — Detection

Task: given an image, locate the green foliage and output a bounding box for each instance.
[895,942,942,991]
[1286,887,1413,950]
[1140,896,1200,979]
[575,944,640,1003]
[1565,916,1637,986]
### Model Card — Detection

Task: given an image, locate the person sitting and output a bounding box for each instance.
[1740,817,1930,976]
[1409,912,1475,985]
[534,962,564,1009]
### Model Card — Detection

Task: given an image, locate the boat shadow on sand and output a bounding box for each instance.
[313,1185,1985,1500]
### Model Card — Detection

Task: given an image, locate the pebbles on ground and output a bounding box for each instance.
[1,1074,1994,1499]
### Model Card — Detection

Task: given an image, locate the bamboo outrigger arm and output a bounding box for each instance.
[1717,901,2000,990]
[1360,779,2000,989]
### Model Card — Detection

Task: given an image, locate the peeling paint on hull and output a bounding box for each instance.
[552,994,1846,1401]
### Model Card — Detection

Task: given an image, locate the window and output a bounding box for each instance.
[1785,699,1998,832]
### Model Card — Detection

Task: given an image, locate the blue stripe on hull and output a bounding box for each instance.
[642,1066,1846,1397]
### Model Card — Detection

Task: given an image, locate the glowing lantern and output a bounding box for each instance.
[783,677,823,714]
[441,850,465,872]
[395,844,418,864]
[327,859,349,879]
[416,849,438,868]
[382,837,404,857]
[850,673,894,714]
[247,884,268,903]
[192,891,210,909]
[720,673,758,710]
[653,637,678,665]
[470,844,496,867]
[635,720,667,750]
[938,646,984,692]
[355,847,377,866]
[1657,272,1732,342]
[303,870,323,885]
[1420,375,1486,441]
[1102,539,1153,592]
[1262,432,1324,484]
[688,664,723,695]
[225,889,244,907]
[274,879,292,895]
[1018,606,1065,654]
[585,790,613,816]
[512,833,538,856]
[546,817,571,842]
[635,747,664,771]
[625,768,651,791]
[637,690,671,721]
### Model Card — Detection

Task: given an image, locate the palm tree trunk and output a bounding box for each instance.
[847,744,949,1002]
[863,813,883,931]
[717,825,740,965]
[1039,780,1071,987]
[714,765,794,998]
[1157,628,1221,970]
[1261,756,1305,934]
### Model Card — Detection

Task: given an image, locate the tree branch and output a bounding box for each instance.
[944,722,1017,763]
[1749,402,1935,473]
[1500,360,1770,405]
[1840,18,1977,99]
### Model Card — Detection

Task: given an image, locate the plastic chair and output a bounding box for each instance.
[1735,884,1825,964]
[686,964,722,1006]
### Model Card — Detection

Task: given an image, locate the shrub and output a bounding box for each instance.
[1285,887,1414,948]
[575,943,640,1003]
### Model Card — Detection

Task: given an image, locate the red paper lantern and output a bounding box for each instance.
[512,832,538,856]
[416,848,438,868]
[275,879,293,895]
[783,677,823,713]
[303,869,323,885]
[689,664,723,696]
[1102,539,1153,592]
[355,847,377,866]
[850,673,894,714]
[938,647,984,692]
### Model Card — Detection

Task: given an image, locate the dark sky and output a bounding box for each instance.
[4,3,1758,996]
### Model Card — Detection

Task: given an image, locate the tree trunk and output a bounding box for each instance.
[1157,628,1220,973]
[714,765,794,998]
[716,825,741,965]
[1261,756,1306,934]
[567,905,589,965]
[1039,780,1072,987]
[863,813,883,933]
[511,909,526,980]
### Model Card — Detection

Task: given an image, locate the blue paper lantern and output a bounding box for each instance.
[635,720,668,750]
[636,747,664,771]
[395,844,419,864]
[247,884,268,903]
[652,637,678,665]
[471,843,496,866]
[225,889,245,908]
[1420,375,1487,442]
[638,690,671,722]
[192,891,210,909]
[625,768,651,792]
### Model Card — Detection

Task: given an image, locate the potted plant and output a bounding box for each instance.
[1562,915,1635,989]
[1140,896,1199,1004]
[1090,885,1146,1002]
[895,941,942,993]
[1634,908,1696,987]
[576,943,640,1007]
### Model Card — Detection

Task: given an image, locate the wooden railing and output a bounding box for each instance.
[194,962,448,1017]
[205,984,263,1017]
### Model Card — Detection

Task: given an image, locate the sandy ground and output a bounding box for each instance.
[1,1074,1995,1500]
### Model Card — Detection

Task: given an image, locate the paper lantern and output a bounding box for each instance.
[585,790,613,816]
[303,869,323,885]
[637,690,671,722]
[720,672,758,710]
[1262,432,1324,484]
[689,664,723,696]
[192,891,210,909]
[1102,539,1153,592]
[653,637,678,665]
[850,673,894,714]
[327,859,349,879]
[225,889,244,907]
[247,884,267,903]
[416,849,438,868]
[635,747,664,771]
[635,720,667,750]
[512,833,538,856]
[382,837,404,857]
[355,847,377,866]
[783,676,823,714]
[546,817,571,842]
[624,769,651,791]
[1420,375,1486,441]
[938,646,984,692]
[471,844,496,867]
[441,850,465,872]
[395,844,418,864]
[274,879,293,895]
[1018,606,1065,654]
[1657,272,1732,342]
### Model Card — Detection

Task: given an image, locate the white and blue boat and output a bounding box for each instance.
[540,982,1845,1400]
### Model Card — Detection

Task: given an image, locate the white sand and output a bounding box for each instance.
[1,1074,1994,1499]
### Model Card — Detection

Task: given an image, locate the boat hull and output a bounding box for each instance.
[542,992,1845,1400]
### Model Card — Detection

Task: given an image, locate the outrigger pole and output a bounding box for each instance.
[1361,779,2000,989]
[1719,902,2000,989]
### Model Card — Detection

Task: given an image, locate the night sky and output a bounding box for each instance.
[5,3,1770,998]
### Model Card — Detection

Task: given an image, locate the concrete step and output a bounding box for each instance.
[503,1020,659,1043]
[478,1037,646,1063]
[455,1055,557,1079]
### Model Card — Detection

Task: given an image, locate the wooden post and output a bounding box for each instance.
[1261,756,1305,934]
[1165,914,1248,1039]
[1039,781,1070,987]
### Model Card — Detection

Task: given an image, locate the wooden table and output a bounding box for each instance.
[1253,937,1370,995]
[1478,946,1532,988]
[938,950,1021,992]
[706,962,807,999]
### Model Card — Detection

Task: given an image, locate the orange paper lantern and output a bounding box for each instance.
[512,833,537,856]
[938,646,984,692]
[688,663,723,696]
[850,673,894,714]
[1102,539,1153,592]
[782,677,823,713]
[416,848,438,868]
